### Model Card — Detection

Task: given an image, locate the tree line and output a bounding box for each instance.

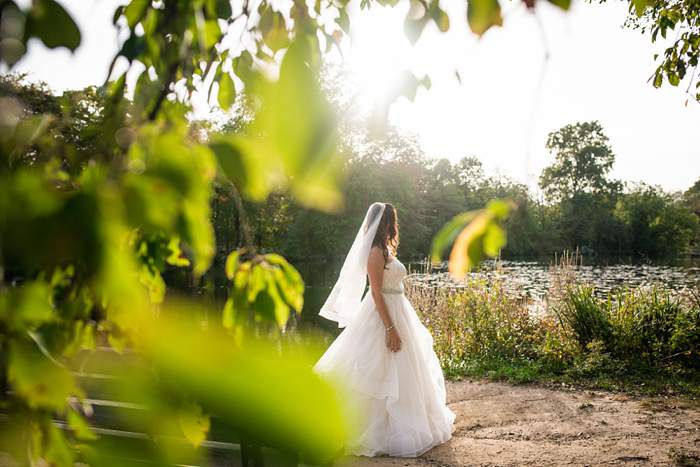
[216,121,700,264]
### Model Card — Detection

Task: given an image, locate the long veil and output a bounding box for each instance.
[318,202,386,328]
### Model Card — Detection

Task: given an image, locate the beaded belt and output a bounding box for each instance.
[381,287,404,295]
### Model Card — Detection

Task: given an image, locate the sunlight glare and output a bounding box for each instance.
[345,4,412,109]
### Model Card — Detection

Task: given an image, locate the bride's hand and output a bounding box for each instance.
[386,327,402,352]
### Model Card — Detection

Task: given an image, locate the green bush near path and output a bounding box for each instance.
[407,275,700,398]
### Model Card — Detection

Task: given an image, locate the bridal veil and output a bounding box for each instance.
[318,202,386,328]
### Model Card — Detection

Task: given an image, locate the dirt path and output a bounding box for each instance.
[337,380,700,466]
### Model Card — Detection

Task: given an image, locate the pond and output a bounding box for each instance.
[407,259,700,298]
[181,256,699,335]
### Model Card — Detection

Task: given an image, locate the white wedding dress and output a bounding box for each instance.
[314,255,456,457]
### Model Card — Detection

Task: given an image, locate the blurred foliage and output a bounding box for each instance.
[223,251,305,332]
[0,0,81,67]
[0,0,365,463]
[430,200,512,279]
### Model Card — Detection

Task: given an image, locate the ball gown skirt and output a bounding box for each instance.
[313,259,456,457]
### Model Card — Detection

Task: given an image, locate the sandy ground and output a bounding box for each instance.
[337,380,700,467]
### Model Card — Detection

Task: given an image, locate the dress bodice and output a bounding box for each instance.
[382,256,407,290]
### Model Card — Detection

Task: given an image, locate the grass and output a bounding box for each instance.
[406,260,700,400]
[443,357,700,399]
[668,447,700,466]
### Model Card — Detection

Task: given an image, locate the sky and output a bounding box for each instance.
[12,0,700,193]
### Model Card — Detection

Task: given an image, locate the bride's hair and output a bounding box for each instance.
[371,203,399,265]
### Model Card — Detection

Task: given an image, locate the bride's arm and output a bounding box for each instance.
[368,247,402,352]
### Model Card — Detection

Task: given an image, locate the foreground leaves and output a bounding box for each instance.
[467,0,503,37]
[76,306,350,465]
[431,199,512,278]
[212,36,344,212]
[0,0,81,67]
[224,251,304,330]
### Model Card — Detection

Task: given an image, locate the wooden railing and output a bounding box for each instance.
[4,347,308,467]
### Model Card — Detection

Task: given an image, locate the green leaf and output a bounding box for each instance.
[25,0,81,51]
[397,71,431,101]
[67,410,98,441]
[0,5,26,66]
[124,0,150,29]
[119,35,146,62]
[265,274,291,328]
[259,7,290,51]
[668,72,680,86]
[225,251,240,280]
[115,310,351,463]
[430,212,476,263]
[337,8,350,33]
[483,223,507,256]
[431,199,512,278]
[247,264,266,302]
[8,339,79,411]
[467,0,503,36]
[429,3,450,32]
[112,5,125,25]
[0,281,54,332]
[201,19,221,50]
[165,237,190,267]
[178,402,210,448]
[249,36,344,212]
[232,50,255,88]
[138,263,166,303]
[211,136,273,200]
[206,0,232,18]
[44,423,75,466]
[217,0,232,18]
[547,0,572,10]
[272,268,303,313]
[265,254,304,313]
[218,72,236,110]
[632,0,647,16]
[487,198,511,220]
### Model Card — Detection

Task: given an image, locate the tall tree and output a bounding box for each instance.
[539,121,621,202]
[539,121,624,255]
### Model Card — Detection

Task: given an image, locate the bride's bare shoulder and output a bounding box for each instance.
[368,246,385,267]
[368,246,384,259]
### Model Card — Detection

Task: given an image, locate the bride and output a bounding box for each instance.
[314,202,456,458]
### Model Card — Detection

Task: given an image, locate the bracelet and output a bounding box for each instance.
[385,325,394,333]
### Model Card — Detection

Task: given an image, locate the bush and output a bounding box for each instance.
[407,276,700,394]
[551,285,614,351]
[406,278,545,370]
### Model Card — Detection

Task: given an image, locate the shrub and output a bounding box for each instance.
[407,278,547,371]
[407,273,700,390]
[551,285,614,351]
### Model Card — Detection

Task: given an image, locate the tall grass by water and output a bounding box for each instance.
[406,257,700,397]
